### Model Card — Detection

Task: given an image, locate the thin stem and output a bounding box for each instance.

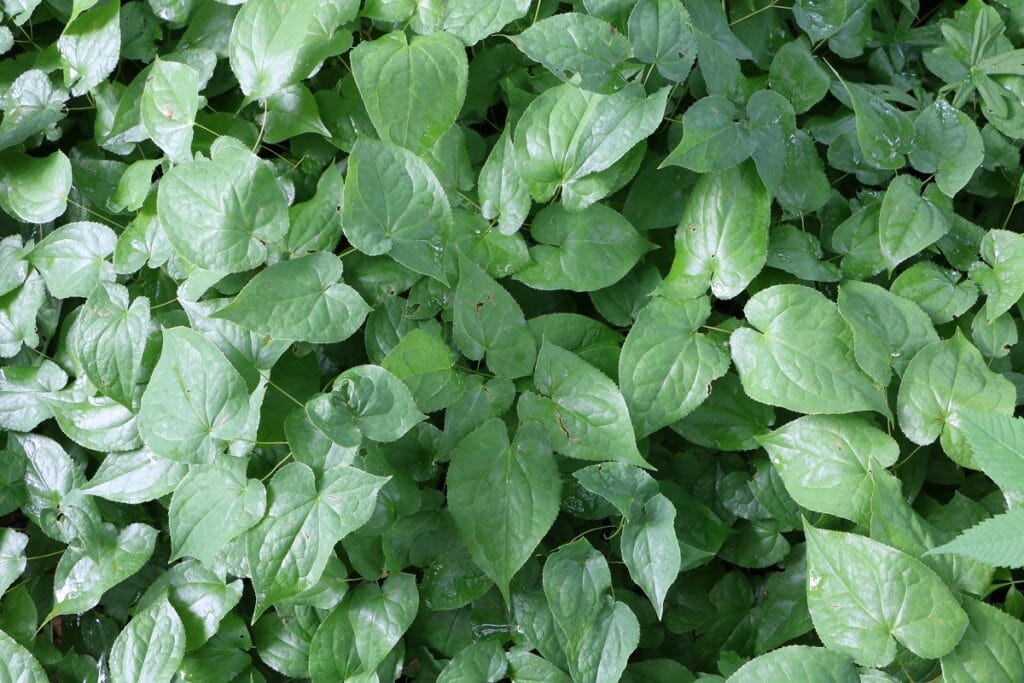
[261,452,293,482]
[263,374,304,407]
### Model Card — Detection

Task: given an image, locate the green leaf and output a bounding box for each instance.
[247,462,389,616]
[573,462,658,517]
[768,38,830,113]
[447,419,560,601]
[342,137,452,282]
[169,460,266,567]
[69,283,149,407]
[305,364,426,448]
[909,99,984,197]
[878,176,951,270]
[0,150,72,224]
[157,136,289,274]
[890,260,979,325]
[478,128,531,236]
[619,296,729,437]
[139,559,243,650]
[29,222,116,300]
[514,203,650,293]
[138,327,251,463]
[956,409,1024,494]
[512,12,631,77]
[940,597,1024,681]
[525,342,651,468]
[49,523,158,618]
[846,82,912,170]
[758,414,898,524]
[727,645,857,683]
[437,640,508,683]
[0,629,46,682]
[513,83,668,202]
[970,229,1024,322]
[730,285,890,416]
[262,84,330,144]
[227,0,317,99]
[0,529,27,597]
[0,70,67,151]
[352,31,468,154]
[453,254,535,378]
[896,333,1016,467]
[286,164,344,255]
[659,162,769,301]
[542,539,640,683]
[620,493,680,619]
[793,0,846,41]
[0,271,45,359]
[804,523,968,667]
[661,96,753,172]
[108,158,160,214]
[443,0,532,45]
[628,0,696,82]
[108,596,186,683]
[57,0,120,96]
[928,508,1024,567]
[80,448,187,504]
[0,359,67,432]
[141,58,200,163]
[836,280,938,387]
[348,573,418,671]
[382,328,463,413]
[213,253,369,344]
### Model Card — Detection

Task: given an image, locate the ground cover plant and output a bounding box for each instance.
[3,0,1024,680]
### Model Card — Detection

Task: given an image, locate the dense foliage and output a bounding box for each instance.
[3,0,1024,680]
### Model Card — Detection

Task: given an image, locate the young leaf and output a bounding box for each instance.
[542,539,640,683]
[228,0,317,99]
[305,364,425,448]
[628,0,696,82]
[620,493,681,619]
[513,83,668,202]
[0,150,72,224]
[69,283,150,407]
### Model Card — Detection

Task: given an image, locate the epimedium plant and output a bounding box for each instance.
[2,0,1024,680]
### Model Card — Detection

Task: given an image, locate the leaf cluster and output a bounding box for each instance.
[2,0,1024,681]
